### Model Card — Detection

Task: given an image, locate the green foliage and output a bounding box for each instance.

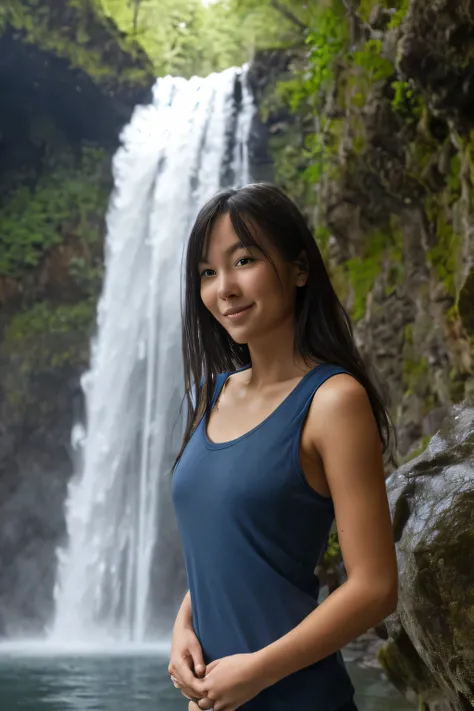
[391,80,423,120]
[387,0,410,29]
[358,0,409,28]
[277,6,348,114]
[0,147,110,278]
[273,3,349,203]
[4,299,95,371]
[101,0,309,77]
[0,6,8,32]
[3,0,152,90]
[353,39,394,82]
[323,531,342,567]
[68,256,105,296]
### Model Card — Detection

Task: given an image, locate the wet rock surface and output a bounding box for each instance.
[380,405,474,710]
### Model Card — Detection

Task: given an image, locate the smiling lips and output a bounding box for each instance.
[223,304,254,320]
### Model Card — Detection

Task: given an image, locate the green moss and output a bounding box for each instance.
[346,253,381,321]
[387,0,410,29]
[378,629,435,700]
[4,298,95,372]
[404,322,414,346]
[405,131,439,187]
[274,4,349,195]
[3,299,95,417]
[445,154,462,204]
[391,80,424,121]
[448,367,469,403]
[358,0,409,26]
[345,226,403,321]
[402,356,429,396]
[314,225,331,255]
[0,146,110,278]
[353,39,394,82]
[400,434,431,464]
[458,269,474,337]
[426,210,461,297]
[3,0,153,92]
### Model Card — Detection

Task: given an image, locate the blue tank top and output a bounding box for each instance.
[171,363,355,710]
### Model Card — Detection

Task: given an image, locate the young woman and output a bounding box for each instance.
[169,183,398,711]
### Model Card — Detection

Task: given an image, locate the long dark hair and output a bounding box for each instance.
[175,183,394,467]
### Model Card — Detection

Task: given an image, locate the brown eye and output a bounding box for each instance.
[200,269,215,278]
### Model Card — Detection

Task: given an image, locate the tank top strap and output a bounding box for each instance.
[288,362,352,425]
[210,364,251,408]
[210,372,228,408]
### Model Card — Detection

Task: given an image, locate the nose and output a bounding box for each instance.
[217,269,240,300]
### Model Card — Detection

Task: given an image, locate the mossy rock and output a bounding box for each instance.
[458,268,474,337]
[381,405,474,708]
[1,298,95,423]
[1,0,154,94]
[397,0,474,131]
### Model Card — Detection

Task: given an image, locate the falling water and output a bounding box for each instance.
[50,67,254,644]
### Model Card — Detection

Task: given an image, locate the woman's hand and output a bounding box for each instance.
[168,625,207,702]
[196,653,266,711]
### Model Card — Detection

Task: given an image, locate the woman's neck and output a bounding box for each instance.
[245,333,317,390]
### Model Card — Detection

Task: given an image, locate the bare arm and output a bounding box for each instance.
[252,375,398,687]
[169,590,207,698]
[174,589,193,630]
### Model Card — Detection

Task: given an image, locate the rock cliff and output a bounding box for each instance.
[248,1,474,708]
[249,0,474,459]
[0,0,153,635]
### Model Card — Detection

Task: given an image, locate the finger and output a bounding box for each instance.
[188,702,201,711]
[179,684,202,700]
[189,640,206,678]
[198,698,214,710]
[205,660,219,674]
[170,673,196,698]
[177,662,206,697]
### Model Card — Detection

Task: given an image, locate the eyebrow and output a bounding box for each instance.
[199,240,247,265]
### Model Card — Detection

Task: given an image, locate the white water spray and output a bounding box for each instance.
[50,67,254,644]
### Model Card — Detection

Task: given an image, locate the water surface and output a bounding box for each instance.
[0,652,413,710]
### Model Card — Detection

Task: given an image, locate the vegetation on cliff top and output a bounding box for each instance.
[0,0,154,91]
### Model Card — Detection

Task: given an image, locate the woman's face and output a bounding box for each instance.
[198,213,307,344]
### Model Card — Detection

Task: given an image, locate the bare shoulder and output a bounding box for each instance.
[306,372,380,453]
[303,373,397,603]
[313,372,367,405]
[310,372,373,421]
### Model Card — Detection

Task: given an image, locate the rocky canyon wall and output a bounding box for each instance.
[0,0,153,635]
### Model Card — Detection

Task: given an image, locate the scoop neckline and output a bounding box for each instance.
[203,363,325,450]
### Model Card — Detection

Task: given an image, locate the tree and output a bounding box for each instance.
[100,0,314,78]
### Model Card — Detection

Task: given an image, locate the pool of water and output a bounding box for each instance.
[0,650,414,710]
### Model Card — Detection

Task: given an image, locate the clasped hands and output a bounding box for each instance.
[169,651,265,711]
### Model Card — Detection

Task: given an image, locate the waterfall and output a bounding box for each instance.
[50,67,254,644]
